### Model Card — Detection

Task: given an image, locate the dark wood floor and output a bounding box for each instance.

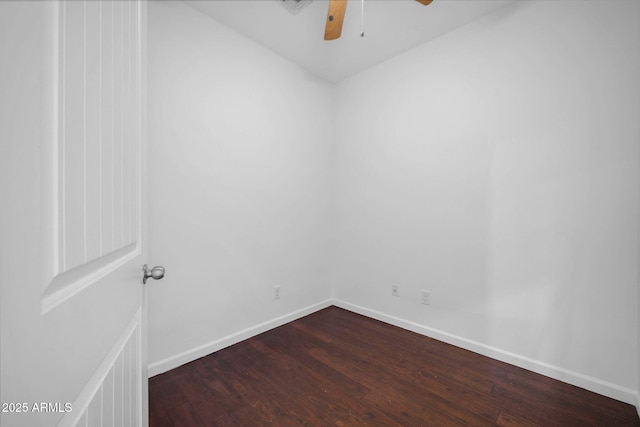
[149,306,640,426]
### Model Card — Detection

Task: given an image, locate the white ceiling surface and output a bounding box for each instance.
[184,0,513,83]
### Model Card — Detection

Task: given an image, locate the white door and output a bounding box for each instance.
[1,1,149,426]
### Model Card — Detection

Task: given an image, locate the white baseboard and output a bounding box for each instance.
[147,299,333,377]
[332,299,638,406]
[148,297,638,407]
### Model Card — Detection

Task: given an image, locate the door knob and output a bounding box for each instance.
[142,264,165,284]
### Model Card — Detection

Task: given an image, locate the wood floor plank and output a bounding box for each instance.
[296,311,500,425]
[242,339,362,424]
[225,342,334,425]
[149,375,188,413]
[249,335,403,426]
[150,306,640,427]
[149,408,174,427]
[495,410,541,427]
[198,353,281,425]
[167,402,206,427]
[261,324,371,399]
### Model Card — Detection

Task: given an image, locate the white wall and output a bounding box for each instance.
[147,0,640,404]
[147,1,334,372]
[333,0,640,401]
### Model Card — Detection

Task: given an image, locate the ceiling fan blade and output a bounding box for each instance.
[324,0,347,41]
[416,0,433,5]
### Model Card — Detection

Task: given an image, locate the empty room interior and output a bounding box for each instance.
[1,0,640,426]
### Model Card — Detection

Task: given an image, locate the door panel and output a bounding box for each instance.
[58,310,142,427]
[42,0,143,313]
[0,1,148,426]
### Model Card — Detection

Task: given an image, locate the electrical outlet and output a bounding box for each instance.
[421,290,430,305]
[274,285,281,300]
[392,284,399,297]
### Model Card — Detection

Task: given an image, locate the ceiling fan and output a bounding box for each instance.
[324,0,433,40]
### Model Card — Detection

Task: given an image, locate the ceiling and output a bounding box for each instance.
[184,0,514,83]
